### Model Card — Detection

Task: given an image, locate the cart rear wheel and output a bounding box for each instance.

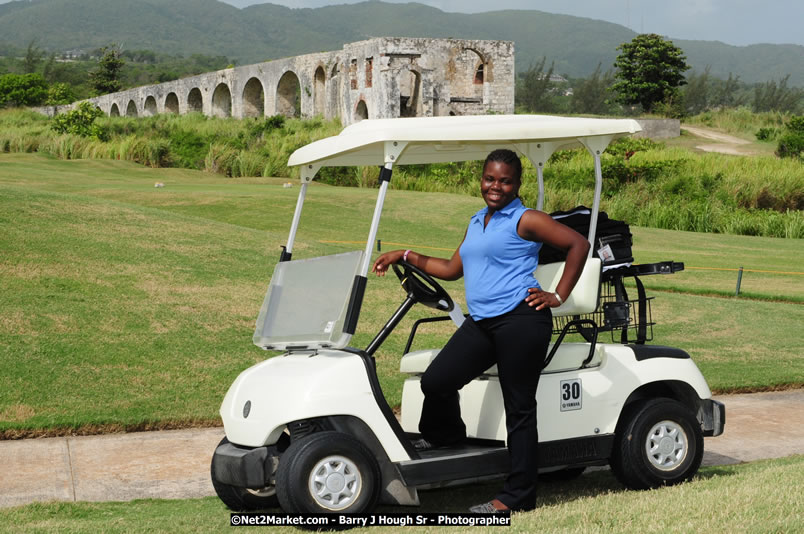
[276,431,381,513]
[211,437,279,510]
[610,398,703,489]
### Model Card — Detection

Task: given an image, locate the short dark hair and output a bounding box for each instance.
[483,149,522,181]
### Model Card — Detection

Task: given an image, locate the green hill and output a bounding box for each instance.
[0,0,801,85]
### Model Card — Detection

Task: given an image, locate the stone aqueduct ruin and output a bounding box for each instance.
[88,38,515,125]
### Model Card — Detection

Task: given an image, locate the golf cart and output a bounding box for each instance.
[211,115,725,513]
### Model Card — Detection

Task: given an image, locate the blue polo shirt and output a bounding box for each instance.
[459,197,542,320]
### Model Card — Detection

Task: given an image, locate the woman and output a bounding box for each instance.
[372,149,590,512]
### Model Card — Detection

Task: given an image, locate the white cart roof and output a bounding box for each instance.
[288,115,642,168]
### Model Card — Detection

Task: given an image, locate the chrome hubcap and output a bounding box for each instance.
[646,420,688,470]
[308,455,361,510]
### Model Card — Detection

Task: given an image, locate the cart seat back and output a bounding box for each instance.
[400,343,603,375]
[534,258,602,317]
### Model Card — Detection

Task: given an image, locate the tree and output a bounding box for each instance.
[710,73,745,109]
[516,57,559,113]
[752,75,803,113]
[571,63,616,115]
[89,44,125,95]
[682,66,711,116]
[23,39,44,74]
[612,33,690,113]
[0,73,48,107]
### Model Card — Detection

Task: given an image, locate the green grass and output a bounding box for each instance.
[2,108,803,238]
[1,153,803,435]
[1,456,802,533]
[682,108,792,139]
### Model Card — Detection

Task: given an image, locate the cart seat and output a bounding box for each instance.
[400,343,603,375]
[534,258,601,317]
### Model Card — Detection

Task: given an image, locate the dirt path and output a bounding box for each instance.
[681,125,759,156]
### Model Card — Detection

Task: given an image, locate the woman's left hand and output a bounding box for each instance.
[526,287,561,310]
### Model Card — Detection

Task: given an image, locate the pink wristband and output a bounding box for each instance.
[403,249,411,262]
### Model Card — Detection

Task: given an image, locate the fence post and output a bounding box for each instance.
[735,266,743,296]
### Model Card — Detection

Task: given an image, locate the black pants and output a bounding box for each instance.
[419,301,552,511]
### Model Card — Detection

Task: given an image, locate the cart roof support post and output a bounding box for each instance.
[283,163,321,259]
[358,141,408,277]
[580,135,614,258]
[516,141,562,213]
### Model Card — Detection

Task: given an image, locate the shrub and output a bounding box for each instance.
[776,116,804,159]
[755,127,780,141]
[0,73,48,107]
[169,129,209,168]
[51,102,108,140]
[606,136,662,157]
[45,83,76,106]
[787,115,804,133]
[776,132,804,159]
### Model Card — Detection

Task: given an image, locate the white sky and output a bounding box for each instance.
[222,0,804,47]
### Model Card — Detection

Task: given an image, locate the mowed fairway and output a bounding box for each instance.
[1,153,802,435]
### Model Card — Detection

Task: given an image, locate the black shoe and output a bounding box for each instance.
[412,437,465,451]
[412,438,436,451]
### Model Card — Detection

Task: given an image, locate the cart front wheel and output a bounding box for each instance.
[610,398,703,490]
[276,431,381,513]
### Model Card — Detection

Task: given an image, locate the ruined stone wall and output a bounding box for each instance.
[82,37,514,126]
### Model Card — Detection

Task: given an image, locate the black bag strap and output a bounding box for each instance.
[611,276,630,344]
[634,275,648,344]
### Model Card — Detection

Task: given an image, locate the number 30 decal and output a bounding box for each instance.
[560,379,582,411]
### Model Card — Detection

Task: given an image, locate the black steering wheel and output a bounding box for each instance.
[392,260,455,312]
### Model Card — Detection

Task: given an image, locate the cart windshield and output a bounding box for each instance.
[253,250,364,351]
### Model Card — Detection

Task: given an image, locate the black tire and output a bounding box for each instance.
[276,431,381,514]
[211,437,279,511]
[538,466,586,482]
[610,398,704,490]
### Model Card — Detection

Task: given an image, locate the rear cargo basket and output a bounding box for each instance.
[552,279,654,343]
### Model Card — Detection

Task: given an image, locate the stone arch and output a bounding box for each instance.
[144,95,157,116]
[242,77,265,118]
[165,92,179,114]
[313,66,326,117]
[474,62,484,84]
[355,99,368,122]
[276,70,301,118]
[212,83,232,118]
[451,47,486,101]
[109,103,120,117]
[126,100,138,117]
[399,68,422,118]
[187,88,203,113]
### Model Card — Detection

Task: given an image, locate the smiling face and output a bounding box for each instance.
[481,160,521,212]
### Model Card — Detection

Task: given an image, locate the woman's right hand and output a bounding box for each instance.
[372,249,406,276]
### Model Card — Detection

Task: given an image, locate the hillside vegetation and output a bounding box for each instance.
[1,108,801,239]
[0,0,801,85]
